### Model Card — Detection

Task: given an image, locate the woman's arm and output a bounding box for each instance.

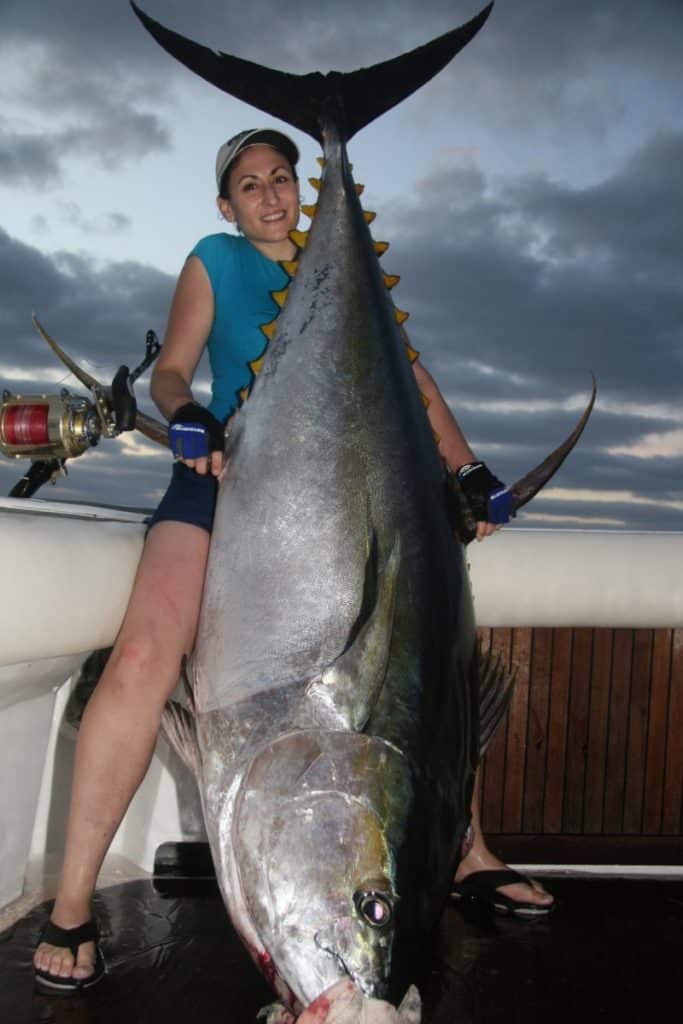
[412,358,476,472]
[151,256,214,418]
[151,255,221,475]
[412,356,503,541]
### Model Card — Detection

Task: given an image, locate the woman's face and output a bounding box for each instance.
[217,144,299,250]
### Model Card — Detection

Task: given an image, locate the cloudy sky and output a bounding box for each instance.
[0,0,681,531]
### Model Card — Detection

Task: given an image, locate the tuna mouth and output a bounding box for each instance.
[337,962,387,1001]
[314,932,388,1001]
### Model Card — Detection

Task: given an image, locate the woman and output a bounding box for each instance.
[33,128,551,993]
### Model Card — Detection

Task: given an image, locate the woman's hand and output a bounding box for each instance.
[182,450,225,477]
[169,403,226,477]
[456,461,513,542]
[474,520,502,542]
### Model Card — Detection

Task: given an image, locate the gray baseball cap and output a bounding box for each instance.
[215,128,299,193]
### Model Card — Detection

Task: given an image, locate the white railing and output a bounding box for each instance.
[1,497,682,912]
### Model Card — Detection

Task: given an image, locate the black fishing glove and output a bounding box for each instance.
[169,403,225,460]
[456,461,514,525]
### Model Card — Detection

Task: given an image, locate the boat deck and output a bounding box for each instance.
[2,873,681,1022]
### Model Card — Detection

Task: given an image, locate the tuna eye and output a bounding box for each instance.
[354,890,393,928]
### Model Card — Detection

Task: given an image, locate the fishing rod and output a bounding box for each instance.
[0,318,168,499]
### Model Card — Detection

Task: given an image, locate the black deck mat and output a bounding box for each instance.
[1,876,681,1022]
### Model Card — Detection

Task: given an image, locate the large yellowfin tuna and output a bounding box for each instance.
[132,3,592,1019]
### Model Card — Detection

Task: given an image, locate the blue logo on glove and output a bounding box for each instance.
[487,486,514,525]
[169,422,210,460]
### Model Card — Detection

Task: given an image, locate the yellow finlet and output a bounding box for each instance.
[300,204,317,219]
[420,392,431,409]
[316,156,326,168]
[383,273,400,290]
[272,289,289,308]
[432,430,441,445]
[260,321,278,340]
[289,229,309,248]
[249,354,266,375]
[394,308,410,325]
[404,342,419,363]
[355,183,365,196]
[308,177,321,192]
[363,210,377,224]
[281,259,298,277]
[374,241,389,256]
[239,386,249,403]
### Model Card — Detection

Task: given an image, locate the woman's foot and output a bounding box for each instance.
[453,846,554,916]
[33,909,102,990]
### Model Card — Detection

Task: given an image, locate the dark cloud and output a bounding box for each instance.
[19,203,132,237]
[510,133,683,287]
[0,115,170,189]
[0,2,173,188]
[0,127,63,188]
[0,227,178,422]
[385,128,683,404]
[52,203,132,236]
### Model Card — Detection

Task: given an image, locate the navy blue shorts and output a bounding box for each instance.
[146,461,218,534]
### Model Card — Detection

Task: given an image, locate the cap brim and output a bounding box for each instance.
[216,128,299,191]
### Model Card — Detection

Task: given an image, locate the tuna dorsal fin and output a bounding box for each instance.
[478,643,515,756]
[162,699,201,776]
[130,2,493,144]
[306,535,401,732]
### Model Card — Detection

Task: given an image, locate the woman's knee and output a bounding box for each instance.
[103,633,184,702]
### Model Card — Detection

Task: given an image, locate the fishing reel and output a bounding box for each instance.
[0,390,102,462]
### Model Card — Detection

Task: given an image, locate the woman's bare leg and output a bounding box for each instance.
[455,767,554,908]
[34,521,210,981]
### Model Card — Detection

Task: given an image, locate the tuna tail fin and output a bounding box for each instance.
[130,2,493,144]
[478,642,515,756]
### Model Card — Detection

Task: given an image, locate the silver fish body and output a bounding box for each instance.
[192,124,477,1009]
[133,1,593,1013]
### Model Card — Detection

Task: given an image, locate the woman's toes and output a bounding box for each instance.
[526,879,552,902]
[535,888,554,905]
[48,949,73,978]
[35,935,96,981]
[524,882,553,905]
[73,942,95,979]
[73,961,94,980]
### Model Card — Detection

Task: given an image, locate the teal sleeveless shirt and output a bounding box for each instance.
[189,233,289,421]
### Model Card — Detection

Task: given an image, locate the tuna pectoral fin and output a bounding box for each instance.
[131,3,492,144]
[306,537,401,732]
[510,377,597,513]
[478,643,515,756]
[161,699,200,776]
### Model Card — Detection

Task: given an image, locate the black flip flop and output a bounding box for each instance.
[451,869,554,918]
[34,918,106,993]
